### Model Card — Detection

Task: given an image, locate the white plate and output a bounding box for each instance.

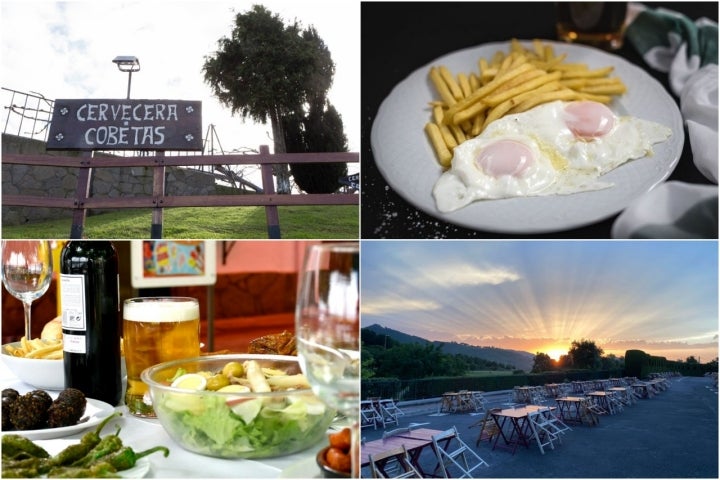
[371,40,684,234]
[34,439,150,478]
[2,398,116,440]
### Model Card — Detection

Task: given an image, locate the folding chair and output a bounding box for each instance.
[526,410,557,454]
[470,391,486,412]
[431,426,489,478]
[377,400,400,429]
[369,445,422,478]
[362,400,382,430]
[379,399,405,421]
[607,391,624,414]
[469,411,500,446]
[538,407,571,437]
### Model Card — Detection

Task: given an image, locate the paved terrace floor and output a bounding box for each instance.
[360,376,718,478]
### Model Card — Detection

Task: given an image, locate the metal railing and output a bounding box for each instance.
[2,87,54,141]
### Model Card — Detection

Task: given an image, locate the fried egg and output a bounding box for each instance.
[433,100,672,213]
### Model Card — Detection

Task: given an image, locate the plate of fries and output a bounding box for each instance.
[371,39,684,234]
[2,338,64,390]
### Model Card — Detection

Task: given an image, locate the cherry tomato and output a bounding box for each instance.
[328,427,351,451]
[326,447,351,473]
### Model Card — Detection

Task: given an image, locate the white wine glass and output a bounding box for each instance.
[295,242,359,477]
[1,240,53,340]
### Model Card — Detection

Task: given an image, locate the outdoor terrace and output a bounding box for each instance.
[360,376,718,478]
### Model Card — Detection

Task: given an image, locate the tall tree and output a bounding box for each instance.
[203,5,335,193]
[531,352,554,373]
[568,339,604,370]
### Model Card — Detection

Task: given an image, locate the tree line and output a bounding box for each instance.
[531,339,718,373]
[361,329,516,380]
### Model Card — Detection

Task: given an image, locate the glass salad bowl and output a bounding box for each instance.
[141,354,336,459]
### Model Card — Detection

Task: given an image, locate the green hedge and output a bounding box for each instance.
[625,349,714,378]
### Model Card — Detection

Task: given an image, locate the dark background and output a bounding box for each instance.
[361,2,718,239]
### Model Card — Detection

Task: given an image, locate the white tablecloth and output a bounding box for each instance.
[0,360,324,478]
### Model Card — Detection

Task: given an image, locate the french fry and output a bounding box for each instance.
[560,66,615,79]
[439,66,464,101]
[483,71,562,107]
[508,89,579,115]
[424,123,452,167]
[26,342,62,359]
[429,67,457,106]
[5,335,63,359]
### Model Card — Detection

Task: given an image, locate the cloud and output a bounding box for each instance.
[423,263,522,287]
[362,296,442,315]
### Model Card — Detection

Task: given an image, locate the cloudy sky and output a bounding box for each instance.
[1,0,359,155]
[361,240,719,363]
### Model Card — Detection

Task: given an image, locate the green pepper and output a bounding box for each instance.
[1,466,40,478]
[70,426,123,468]
[1,434,50,460]
[48,412,122,468]
[100,445,169,471]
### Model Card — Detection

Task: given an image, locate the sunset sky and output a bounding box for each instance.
[361,241,719,364]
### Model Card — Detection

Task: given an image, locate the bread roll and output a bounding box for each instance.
[41,316,63,341]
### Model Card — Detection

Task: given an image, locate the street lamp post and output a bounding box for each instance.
[112,56,140,99]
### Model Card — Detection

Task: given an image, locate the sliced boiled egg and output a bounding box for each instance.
[171,373,208,391]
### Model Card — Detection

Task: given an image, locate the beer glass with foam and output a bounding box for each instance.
[123,297,200,417]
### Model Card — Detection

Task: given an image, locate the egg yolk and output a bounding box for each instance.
[564,101,615,139]
[476,139,534,177]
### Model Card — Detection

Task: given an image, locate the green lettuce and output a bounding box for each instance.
[157,392,334,459]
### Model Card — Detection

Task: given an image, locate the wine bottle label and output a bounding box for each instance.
[63,333,86,354]
[60,274,88,354]
[60,274,86,331]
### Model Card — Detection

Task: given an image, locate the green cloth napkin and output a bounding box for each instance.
[626,5,718,93]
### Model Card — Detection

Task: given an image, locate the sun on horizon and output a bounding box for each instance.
[543,348,568,361]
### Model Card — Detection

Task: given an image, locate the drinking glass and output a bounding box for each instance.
[123,297,200,417]
[1,240,53,340]
[295,242,360,477]
[556,2,628,50]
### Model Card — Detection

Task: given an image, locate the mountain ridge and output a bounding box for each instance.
[363,323,535,372]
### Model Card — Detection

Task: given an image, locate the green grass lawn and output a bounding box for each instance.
[1,205,359,239]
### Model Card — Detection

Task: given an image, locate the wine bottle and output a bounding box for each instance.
[60,241,122,406]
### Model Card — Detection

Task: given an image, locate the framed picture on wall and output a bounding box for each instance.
[130,240,217,288]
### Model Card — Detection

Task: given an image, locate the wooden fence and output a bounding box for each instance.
[2,145,359,239]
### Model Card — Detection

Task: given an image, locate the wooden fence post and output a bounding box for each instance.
[259,145,281,239]
[150,151,165,239]
[69,151,93,239]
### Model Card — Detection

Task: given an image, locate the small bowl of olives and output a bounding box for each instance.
[141,354,336,459]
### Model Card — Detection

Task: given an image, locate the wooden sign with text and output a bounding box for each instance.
[47,99,202,150]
